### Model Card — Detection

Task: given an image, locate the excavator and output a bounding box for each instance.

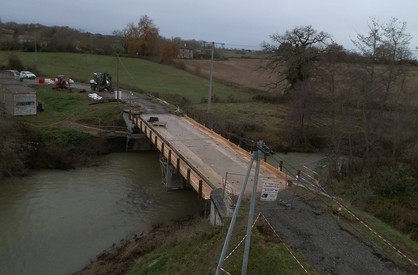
[90,72,113,92]
[53,75,71,91]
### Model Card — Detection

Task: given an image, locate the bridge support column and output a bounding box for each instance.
[126,134,155,151]
[209,200,224,226]
[160,156,187,191]
[209,189,234,226]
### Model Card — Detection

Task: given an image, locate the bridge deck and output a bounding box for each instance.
[134,114,287,199]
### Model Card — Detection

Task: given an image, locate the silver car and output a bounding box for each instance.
[20,71,36,79]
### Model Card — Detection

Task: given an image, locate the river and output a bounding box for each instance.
[0,152,204,275]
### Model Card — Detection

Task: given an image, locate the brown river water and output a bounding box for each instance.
[0,152,205,275]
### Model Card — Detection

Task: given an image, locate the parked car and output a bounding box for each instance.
[20,71,36,79]
[6,70,20,79]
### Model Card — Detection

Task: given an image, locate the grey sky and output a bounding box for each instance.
[2,0,418,52]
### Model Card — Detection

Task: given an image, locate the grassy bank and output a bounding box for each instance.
[0,87,129,176]
[20,87,126,127]
[75,202,318,275]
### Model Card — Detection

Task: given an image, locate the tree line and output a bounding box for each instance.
[0,15,211,63]
[261,18,418,239]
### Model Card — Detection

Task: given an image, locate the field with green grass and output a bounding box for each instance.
[0,51,254,103]
[19,87,127,128]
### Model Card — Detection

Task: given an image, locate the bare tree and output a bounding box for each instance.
[112,26,130,52]
[350,17,414,158]
[126,15,159,56]
[261,25,331,92]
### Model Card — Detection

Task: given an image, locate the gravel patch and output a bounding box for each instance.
[255,189,411,275]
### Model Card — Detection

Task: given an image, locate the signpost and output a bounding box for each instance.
[260,182,280,201]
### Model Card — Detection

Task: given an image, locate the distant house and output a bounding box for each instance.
[177,44,194,59]
[18,34,35,43]
[18,33,48,47]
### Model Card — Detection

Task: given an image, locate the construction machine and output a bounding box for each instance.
[53,75,71,90]
[90,72,113,92]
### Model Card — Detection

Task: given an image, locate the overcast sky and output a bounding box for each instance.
[2,0,418,52]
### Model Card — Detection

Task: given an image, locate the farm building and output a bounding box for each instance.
[177,45,194,59]
[0,74,37,116]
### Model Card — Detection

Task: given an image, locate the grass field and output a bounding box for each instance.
[19,88,127,127]
[0,51,254,103]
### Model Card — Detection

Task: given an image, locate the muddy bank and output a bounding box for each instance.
[73,214,208,275]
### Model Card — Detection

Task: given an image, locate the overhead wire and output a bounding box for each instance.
[118,57,142,89]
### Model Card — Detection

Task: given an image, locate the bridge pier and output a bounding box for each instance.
[160,155,190,191]
[126,134,157,151]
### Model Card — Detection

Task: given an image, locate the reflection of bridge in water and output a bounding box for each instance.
[125,111,289,225]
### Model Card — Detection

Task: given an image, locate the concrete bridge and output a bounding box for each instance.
[125,111,289,225]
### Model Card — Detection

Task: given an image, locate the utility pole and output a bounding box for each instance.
[208,42,214,112]
[84,54,87,82]
[215,141,274,275]
[242,147,262,274]
[206,41,224,113]
[34,33,38,68]
[117,52,119,105]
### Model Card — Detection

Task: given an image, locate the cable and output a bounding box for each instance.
[118,57,142,89]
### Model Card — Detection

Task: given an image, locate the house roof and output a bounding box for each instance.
[7,85,36,94]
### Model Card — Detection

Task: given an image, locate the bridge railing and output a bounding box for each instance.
[130,113,215,200]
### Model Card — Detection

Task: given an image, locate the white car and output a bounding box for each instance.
[20,71,36,79]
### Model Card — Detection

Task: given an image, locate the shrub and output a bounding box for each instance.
[175,61,187,70]
[252,93,286,103]
[8,52,24,71]
[158,41,179,64]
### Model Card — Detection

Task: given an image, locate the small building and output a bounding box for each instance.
[4,85,38,116]
[177,44,194,59]
[0,75,37,116]
[0,74,21,104]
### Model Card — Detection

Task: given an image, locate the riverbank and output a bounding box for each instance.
[73,214,210,275]
[73,187,417,275]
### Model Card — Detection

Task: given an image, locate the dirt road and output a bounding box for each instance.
[24,78,167,114]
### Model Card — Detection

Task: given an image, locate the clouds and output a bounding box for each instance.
[1,0,418,51]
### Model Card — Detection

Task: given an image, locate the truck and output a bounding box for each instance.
[90,72,113,92]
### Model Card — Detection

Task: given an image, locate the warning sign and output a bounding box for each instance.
[260,182,280,201]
